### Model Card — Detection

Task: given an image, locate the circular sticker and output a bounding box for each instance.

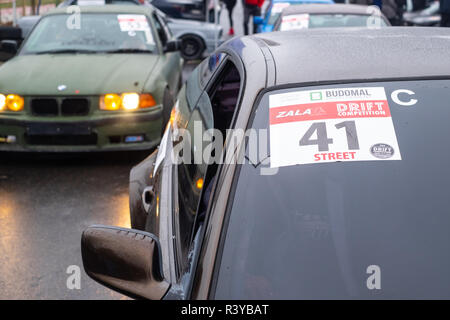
[370,143,395,159]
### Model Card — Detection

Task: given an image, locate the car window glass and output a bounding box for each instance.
[279,14,388,31]
[21,13,156,54]
[185,53,226,111]
[158,14,173,38]
[214,79,450,299]
[153,13,168,46]
[173,60,242,277]
[199,53,226,88]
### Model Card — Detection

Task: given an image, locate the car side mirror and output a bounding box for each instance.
[81,225,170,300]
[254,16,264,25]
[0,40,18,61]
[164,39,181,53]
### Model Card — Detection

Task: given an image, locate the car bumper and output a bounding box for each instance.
[0,109,163,152]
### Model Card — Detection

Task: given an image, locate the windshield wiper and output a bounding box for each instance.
[34,49,101,54]
[103,48,153,54]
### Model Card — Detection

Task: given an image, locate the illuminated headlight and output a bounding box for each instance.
[121,93,140,110]
[0,94,24,112]
[99,93,156,111]
[100,94,121,111]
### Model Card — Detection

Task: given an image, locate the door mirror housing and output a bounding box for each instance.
[164,39,181,53]
[0,40,18,61]
[253,16,264,25]
[81,225,170,300]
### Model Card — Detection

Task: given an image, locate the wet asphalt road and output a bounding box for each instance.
[0,152,142,299]
[0,5,245,300]
[0,62,202,300]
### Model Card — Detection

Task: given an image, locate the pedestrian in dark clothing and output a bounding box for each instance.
[412,0,426,11]
[441,0,450,27]
[243,0,264,35]
[382,0,404,25]
[224,0,237,35]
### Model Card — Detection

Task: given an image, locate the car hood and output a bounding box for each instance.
[0,53,159,96]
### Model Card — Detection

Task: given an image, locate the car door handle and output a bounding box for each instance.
[142,186,155,213]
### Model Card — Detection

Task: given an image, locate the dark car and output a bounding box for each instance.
[82,27,450,299]
[150,0,206,21]
[403,0,440,26]
[273,4,390,31]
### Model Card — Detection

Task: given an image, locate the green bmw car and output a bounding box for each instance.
[0,5,183,152]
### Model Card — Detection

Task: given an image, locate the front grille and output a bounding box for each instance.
[25,133,97,146]
[61,99,89,116]
[29,97,90,116]
[31,99,58,116]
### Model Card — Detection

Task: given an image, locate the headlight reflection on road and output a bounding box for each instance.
[112,193,131,229]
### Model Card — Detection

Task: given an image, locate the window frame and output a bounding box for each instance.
[167,54,246,296]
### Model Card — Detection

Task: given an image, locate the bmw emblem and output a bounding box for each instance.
[57,85,67,92]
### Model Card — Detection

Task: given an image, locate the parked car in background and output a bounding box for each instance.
[403,0,440,26]
[254,0,334,32]
[82,27,450,299]
[0,5,183,152]
[150,0,206,21]
[273,4,390,31]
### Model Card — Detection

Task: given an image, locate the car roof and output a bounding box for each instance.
[43,4,153,16]
[240,27,450,86]
[280,3,379,15]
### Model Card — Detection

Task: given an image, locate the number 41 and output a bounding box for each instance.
[299,120,360,152]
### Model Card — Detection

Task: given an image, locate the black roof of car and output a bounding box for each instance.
[280,3,381,16]
[236,27,450,86]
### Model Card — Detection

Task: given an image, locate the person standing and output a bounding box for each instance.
[441,0,450,27]
[243,0,264,35]
[224,0,237,35]
[382,0,401,25]
[412,0,426,11]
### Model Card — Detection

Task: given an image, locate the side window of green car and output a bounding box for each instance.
[153,13,168,47]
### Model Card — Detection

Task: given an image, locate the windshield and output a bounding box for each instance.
[214,79,450,299]
[268,2,291,25]
[279,13,388,30]
[21,13,156,55]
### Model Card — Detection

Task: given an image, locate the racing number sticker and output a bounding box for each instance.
[269,87,402,168]
[118,14,150,32]
[280,14,309,31]
[117,14,154,44]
